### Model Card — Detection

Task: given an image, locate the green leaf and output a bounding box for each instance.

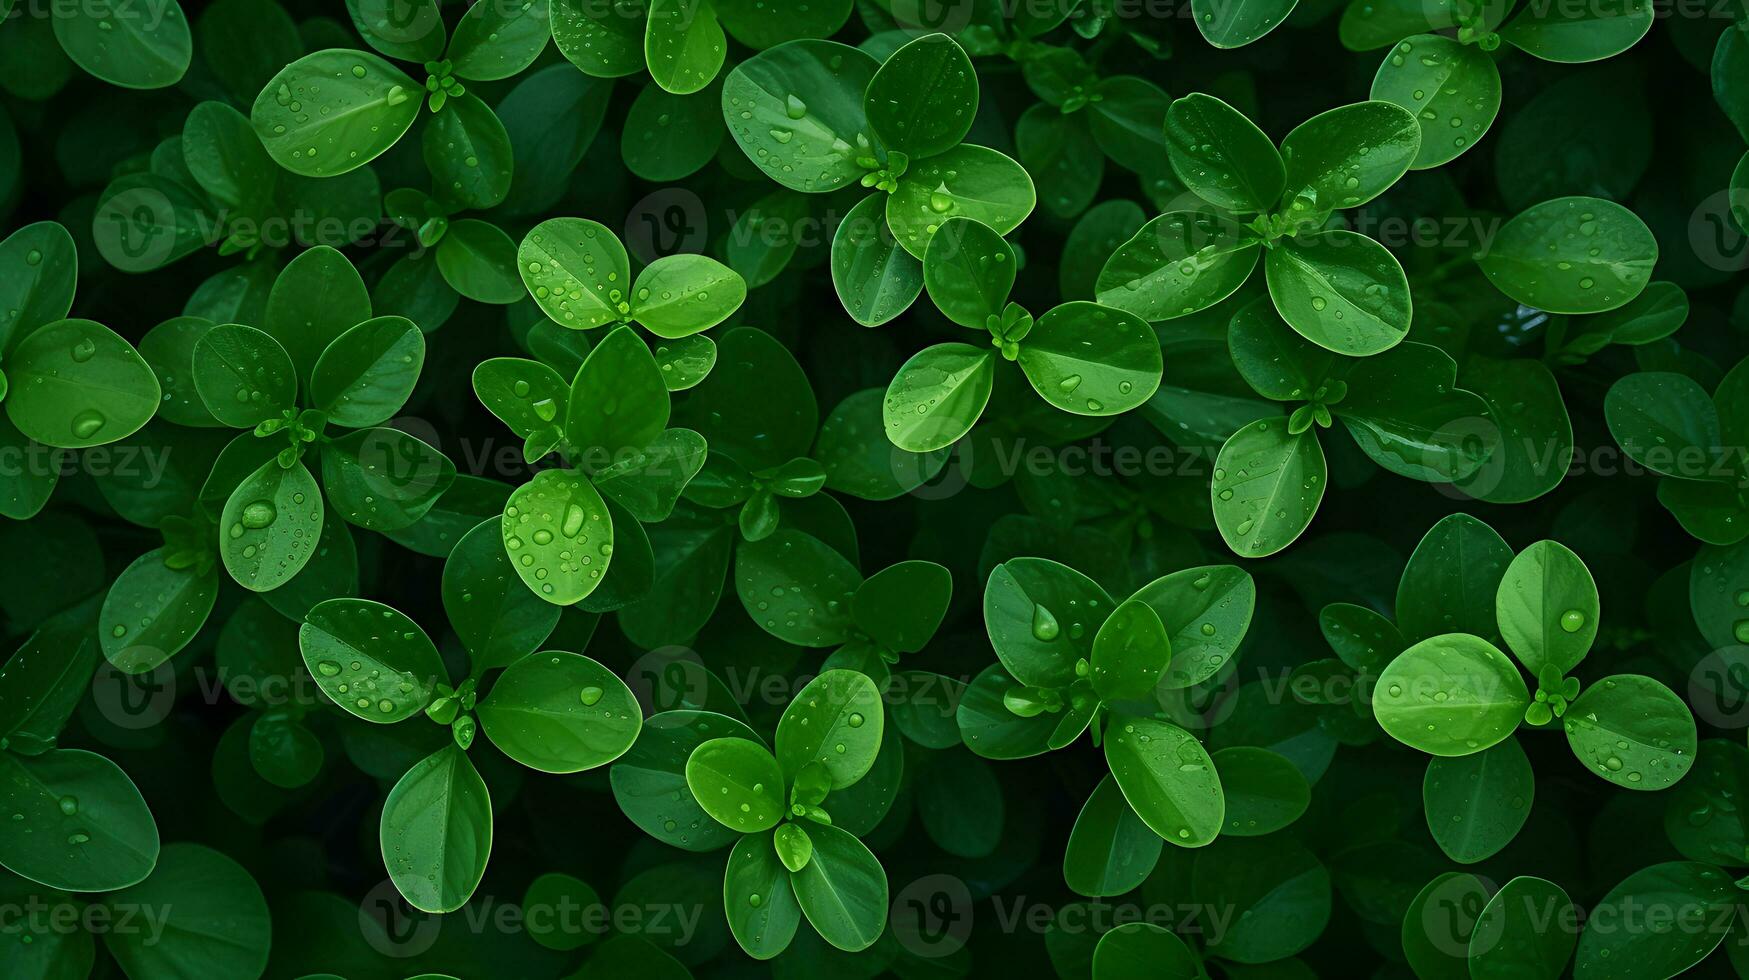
[1397,513,1513,644]
[736,529,860,646]
[553,0,647,77]
[252,50,421,177]
[1089,597,1171,702]
[1063,773,1161,897]
[249,711,323,788]
[1494,540,1598,676]
[881,343,994,452]
[787,822,887,952]
[1165,93,1284,214]
[922,216,1015,328]
[1265,230,1411,356]
[1095,211,1260,322]
[1213,746,1310,836]
[652,334,717,391]
[1017,105,1103,219]
[53,0,192,89]
[1424,738,1534,863]
[1086,76,1170,174]
[1499,0,1654,64]
[502,468,615,604]
[519,217,632,329]
[1018,302,1162,416]
[1719,26,1749,144]
[1370,35,1501,169]
[593,428,708,521]
[1403,871,1486,980]
[984,558,1114,688]
[774,668,883,788]
[1374,633,1530,756]
[956,663,1062,760]
[1336,342,1494,482]
[684,737,784,832]
[1572,863,1732,979]
[263,246,372,387]
[672,326,817,469]
[449,0,550,81]
[478,651,641,772]
[0,222,76,355]
[566,325,670,461]
[725,829,802,959]
[832,191,923,325]
[321,427,455,531]
[851,560,951,655]
[631,253,747,338]
[1194,0,1299,48]
[1279,100,1420,220]
[98,844,269,979]
[611,709,764,850]
[1477,196,1658,314]
[1603,371,1721,479]
[623,82,723,181]
[818,388,950,500]
[1104,715,1224,845]
[437,219,527,304]
[1664,740,1749,866]
[345,0,446,62]
[1130,565,1256,689]
[299,597,445,723]
[6,319,159,450]
[1195,836,1331,962]
[1451,356,1573,504]
[380,745,492,913]
[474,356,569,443]
[182,101,277,217]
[423,93,514,210]
[219,457,324,592]
[0,749,158,892]
[1211,417,1326,558]
[1090,922,1202,979]
[442,520,560,670]
[887,144,1035,259]
[864,32,977,158]
[99,549,217,674]
[645,0,725,94]
[721,40,878,192]
[1563,674,1696,791]
[309,315,423,427]
[192,322,296,428]
[1469,876,1577,979]
[715,0,852,47]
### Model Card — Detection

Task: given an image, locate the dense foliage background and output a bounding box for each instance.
[2,0,1749,977]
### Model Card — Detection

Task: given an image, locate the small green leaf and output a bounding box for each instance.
[380,745,492,913]
[478,651,641,772]
[685,737,784,832]
[299,598,445,723]
[1374,633,1530,756]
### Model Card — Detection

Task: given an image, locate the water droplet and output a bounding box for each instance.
[1031,604,1061,641]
